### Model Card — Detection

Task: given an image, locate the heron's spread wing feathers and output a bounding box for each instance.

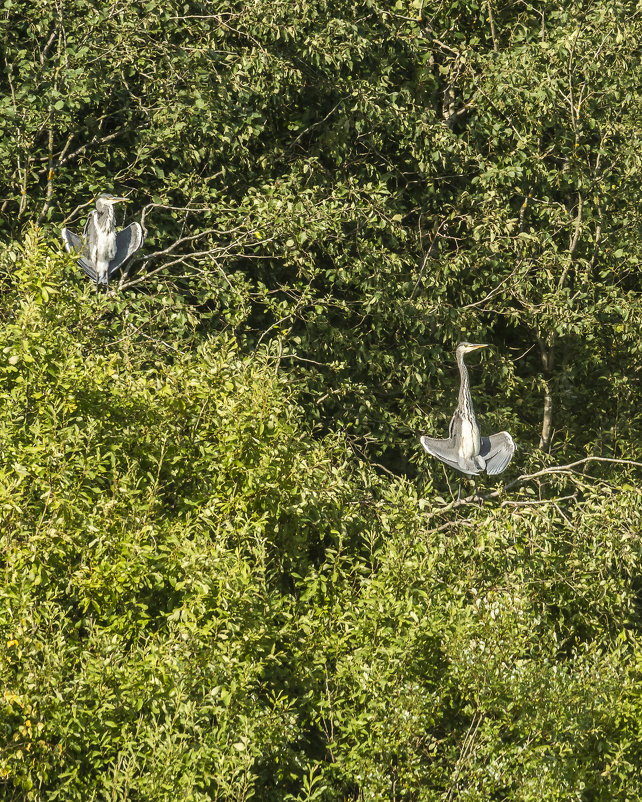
[77,260,99,283]
[480,431,515,475]
[61,227,81,254]
[109,222,144,277]
[420,436,465,473]
[82,212,99,254]
[62,220,143,285]
[61,227,98,283]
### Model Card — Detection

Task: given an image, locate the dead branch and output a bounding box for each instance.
[39,27,58,65]
[567,191,583,257]
[287,97,346,153]
[37,128,56,224]
[42,127,126,176]
[460,259,525,311]
[138,229,227,263]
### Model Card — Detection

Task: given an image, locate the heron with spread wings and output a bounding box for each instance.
[61,193,144,287]
[420,342,515,478]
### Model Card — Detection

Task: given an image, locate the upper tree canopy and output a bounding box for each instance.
[2,4,642,799]
[1,0,641,473]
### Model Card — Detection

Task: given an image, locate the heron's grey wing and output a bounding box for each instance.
[108,222,144,277]
[82,214,98,254]
[83,213,100,255]
[61,227,81,254]
[61,227,98,283]
[448,408,462,441]
[480,431,515,475]
[420,435,465,473]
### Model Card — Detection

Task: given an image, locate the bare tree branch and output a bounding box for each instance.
[568,191,583,257]
[39,27,58,65]
[41,127,126,177]
[287,97,346,153]
[459,259,525,311]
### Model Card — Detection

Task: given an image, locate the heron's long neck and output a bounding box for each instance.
[457,351,475,420]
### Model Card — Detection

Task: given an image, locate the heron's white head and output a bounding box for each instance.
[95,193,129,213]
[456,342,488,357]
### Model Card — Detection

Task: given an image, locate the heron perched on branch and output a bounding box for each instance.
[420,342,515,478]
[61,193,144,287]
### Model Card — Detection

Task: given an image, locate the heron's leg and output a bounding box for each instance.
[444,469,456,502]
[473,476,483,505]
[457,479,462,501]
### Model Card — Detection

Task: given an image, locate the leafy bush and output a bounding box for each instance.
[1,235,642,801]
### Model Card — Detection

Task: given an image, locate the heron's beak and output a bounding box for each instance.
[470,343,488,351]
[110,196,130,204]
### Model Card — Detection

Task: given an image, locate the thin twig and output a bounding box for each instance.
[287,97,346,152]
[500,493,576,508]
[411,219,447,299]
[460,259,525,311]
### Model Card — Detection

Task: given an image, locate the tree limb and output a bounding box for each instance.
[487,0,499,51]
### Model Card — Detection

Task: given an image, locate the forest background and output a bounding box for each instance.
[1,0,642,799]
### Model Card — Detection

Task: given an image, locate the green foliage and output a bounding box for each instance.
[1,1,642,798]
[2,0,641,466]
[1,234,642,800]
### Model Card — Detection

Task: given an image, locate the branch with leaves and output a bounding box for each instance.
[432,456,642,513]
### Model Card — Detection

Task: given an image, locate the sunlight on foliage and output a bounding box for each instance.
[1,0,642,798]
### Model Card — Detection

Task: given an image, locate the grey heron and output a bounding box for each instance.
[61,193,144,287]
[420,342,515,478]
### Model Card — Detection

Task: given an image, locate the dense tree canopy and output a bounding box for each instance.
[1,1,642,799]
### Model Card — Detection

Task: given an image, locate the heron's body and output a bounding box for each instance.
[61,193,144,287]
[420,342,515,477]
[455,417,480,463]
[85,203,118,285]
